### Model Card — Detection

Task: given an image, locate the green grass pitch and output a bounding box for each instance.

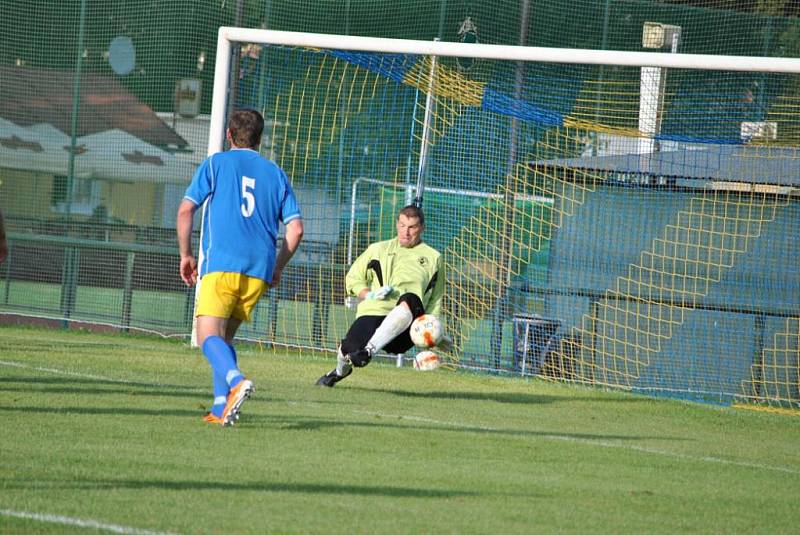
[0,325,798,534]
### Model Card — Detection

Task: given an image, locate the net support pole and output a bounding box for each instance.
[637,66,663,154]
[638,25,681,155]
[490,0,531,371]
[226,0,245,132]
[414,40,439,208]
[60,0,87,327]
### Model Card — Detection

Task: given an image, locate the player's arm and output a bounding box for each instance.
[345,246,374,299]
[272,173,304,287]
[177,158,213,286]
[272,218,304,287]
[176,199,199,286]
[426,254,454,350]
[426,254,445,318]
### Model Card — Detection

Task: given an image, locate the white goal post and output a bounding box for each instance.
[209,27,800,156]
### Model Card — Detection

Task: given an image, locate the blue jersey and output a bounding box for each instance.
[183,148,301,282]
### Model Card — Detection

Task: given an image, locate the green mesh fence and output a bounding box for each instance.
[1,1,799,411]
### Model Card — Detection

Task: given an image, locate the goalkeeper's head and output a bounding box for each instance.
[396,204,424,248]
[227,108,264,150]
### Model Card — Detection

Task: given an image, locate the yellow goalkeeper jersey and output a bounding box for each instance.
[346,237,444,318]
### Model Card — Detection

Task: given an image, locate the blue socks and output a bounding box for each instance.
[203,336,243,417]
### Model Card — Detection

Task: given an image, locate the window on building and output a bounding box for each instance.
[50,175,101,215]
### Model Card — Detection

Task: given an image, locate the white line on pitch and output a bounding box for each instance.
[354,410,800,476]
[0,359,122,382]
[0,509,180,535]
[0,360,203,391]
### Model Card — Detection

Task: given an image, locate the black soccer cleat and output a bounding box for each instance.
[315,367,352,387]
[347,348,372,368]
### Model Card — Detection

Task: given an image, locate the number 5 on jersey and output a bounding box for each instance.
[241,176,255,217]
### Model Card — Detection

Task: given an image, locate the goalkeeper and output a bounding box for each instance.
[316,204,450,387]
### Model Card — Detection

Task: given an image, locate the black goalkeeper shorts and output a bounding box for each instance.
[340,315,415,355]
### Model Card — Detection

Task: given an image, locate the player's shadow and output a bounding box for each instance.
[347,386,641,406]
[360,387,559,404]
[4,476,494,499]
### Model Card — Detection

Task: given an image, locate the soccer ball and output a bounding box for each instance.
[409,314,443,348]
[413,350,441,371]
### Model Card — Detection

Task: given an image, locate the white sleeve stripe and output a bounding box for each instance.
[283,214,301,225]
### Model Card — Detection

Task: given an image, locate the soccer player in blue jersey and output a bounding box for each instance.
[177,109,303,426]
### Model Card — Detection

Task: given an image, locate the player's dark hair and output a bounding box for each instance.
[398,204,424,227]
[228,109,264,149]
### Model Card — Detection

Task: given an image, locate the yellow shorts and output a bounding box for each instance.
[195,272,269,322]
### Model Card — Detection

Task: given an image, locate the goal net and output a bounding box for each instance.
[210,28,799,410]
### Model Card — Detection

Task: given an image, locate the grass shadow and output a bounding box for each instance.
[346,386,645,406]
[3,476,490,499]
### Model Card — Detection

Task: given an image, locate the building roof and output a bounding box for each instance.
[530,145,800,187]
[0,117,197,185]
[0,65,187,150]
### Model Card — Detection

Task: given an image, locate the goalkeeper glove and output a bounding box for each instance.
[365,285,393,300]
